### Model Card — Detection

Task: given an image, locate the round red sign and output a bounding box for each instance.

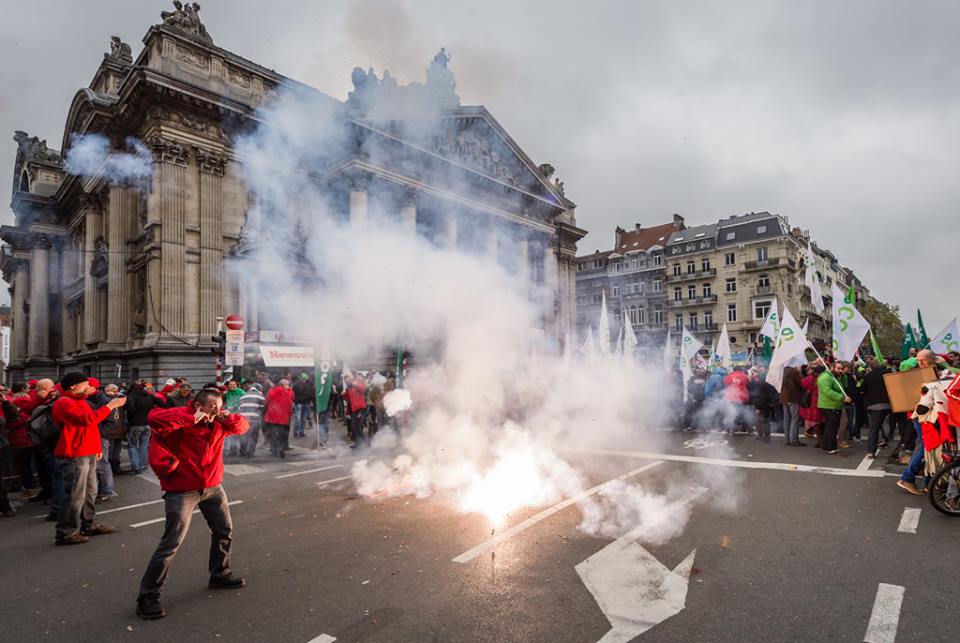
[225,314,245,331]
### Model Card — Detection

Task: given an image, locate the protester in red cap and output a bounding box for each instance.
[51,372,126,545]
[136,387,248,620]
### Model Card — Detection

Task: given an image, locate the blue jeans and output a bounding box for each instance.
[900,421,926,485]
[316,411,330,443]
[293,403,312,437]
[43,451,65,519]
[784,403,801,443]
[96,437,114,495]
[128,425,151,473]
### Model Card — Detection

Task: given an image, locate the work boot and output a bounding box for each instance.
[55,533,90,546]
[136,596,166,620]
[896,480,924,495]
[81,523,116,536]
[209,572,246,589]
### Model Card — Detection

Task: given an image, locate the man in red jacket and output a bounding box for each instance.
[136,387,248,620]
[263,378,294,458]
[51,372,127,545]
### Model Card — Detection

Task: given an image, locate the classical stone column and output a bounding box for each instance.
[150,137,189,338]
[82,196,103,344]
[198,149,226,335]
[516,232,530,282]
[401,188,417,235]
[106,187,133,344]
[349,176,368,231]
[444,212,458,249]
[10,261,29,364]
[27,237,51,358]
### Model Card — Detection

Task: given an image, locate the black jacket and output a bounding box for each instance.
[125,388,158,426]
[861,366,891,407]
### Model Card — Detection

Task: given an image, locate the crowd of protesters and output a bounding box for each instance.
[0,367,400,521]
[673,347,960,498]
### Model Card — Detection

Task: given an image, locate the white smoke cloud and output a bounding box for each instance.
[231,60,740,541]
[65,133,153,182]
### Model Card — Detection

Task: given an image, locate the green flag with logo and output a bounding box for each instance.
[916,310,930,347]
[900,323,917,359]
[313,348,334,412]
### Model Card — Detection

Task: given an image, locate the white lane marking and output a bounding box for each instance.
[576,487,707,643]
[897,507,921,534]
[224,464,267,476]
[292,459,342,467]
[856,454,874,473]
[864,583,905,643]
[316,475,354,488]
[130,500,243,528]
[276,464,343,479]
[306,635,336,643]
[562,447,886,478]
[97,499,164,515]
[452,461,665,564]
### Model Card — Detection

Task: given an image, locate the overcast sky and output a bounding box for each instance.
[1,0,957,331]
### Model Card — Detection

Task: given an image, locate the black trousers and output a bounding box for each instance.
[138,485,233,601]
[821,409,842,452]
[867,409,891,455]
[350,413,366,446]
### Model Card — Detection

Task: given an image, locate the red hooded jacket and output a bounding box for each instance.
[147,405,248,492]
[263,385,294,425]
[52,392,110,458]
[722,371,750,404]
[343,380,367,415]
[9,392,45,449]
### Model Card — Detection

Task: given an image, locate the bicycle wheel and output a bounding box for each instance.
[928,460,960,516]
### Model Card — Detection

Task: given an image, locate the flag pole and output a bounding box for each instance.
[805,341,849,397]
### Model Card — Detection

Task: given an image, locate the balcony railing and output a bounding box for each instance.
[752,285,773,297]
[666,267,717,282]
[668,294,718,308]
[743,257,780,271]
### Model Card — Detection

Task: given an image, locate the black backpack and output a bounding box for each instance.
[28,403,60,447]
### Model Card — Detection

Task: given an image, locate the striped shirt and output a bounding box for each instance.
[238,389,266,427]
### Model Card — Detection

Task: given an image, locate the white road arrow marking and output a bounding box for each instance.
[576,487,707,643]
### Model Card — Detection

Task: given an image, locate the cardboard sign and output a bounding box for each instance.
[883,366,937,413]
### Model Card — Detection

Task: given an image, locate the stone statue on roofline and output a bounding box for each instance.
[160,1,213,44]
[109,36,133,63]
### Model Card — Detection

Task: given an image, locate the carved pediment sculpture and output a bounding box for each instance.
[160,1,213,44]
[14,131,62,164]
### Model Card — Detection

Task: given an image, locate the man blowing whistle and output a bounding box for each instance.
[136,387,248,620]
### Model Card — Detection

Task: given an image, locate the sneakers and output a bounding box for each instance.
[81,524,116,536]
[838,441,851,449]
[55,533,91,546]
[824,449,838,454]
[136,596,166,620]
[896,480,924,495]
[96,492,118,503]
[208,572,246,589]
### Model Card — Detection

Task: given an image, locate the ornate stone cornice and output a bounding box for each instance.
[146,136,189,167]
[196,148,227,176]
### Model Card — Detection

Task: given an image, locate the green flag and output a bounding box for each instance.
[900,323,918,359]
[314,349,334,413]
[844,285,855,305]
[916,310,930,347]
[869,329,885,363]
[761,335,773,363]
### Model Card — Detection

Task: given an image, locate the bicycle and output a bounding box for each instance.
[928,443,960,516]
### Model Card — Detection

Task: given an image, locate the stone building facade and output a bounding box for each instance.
[1,5,585,383]
[664,221,719,346]
[575,216,683,356]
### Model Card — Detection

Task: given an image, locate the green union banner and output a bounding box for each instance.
[314,348,334,412]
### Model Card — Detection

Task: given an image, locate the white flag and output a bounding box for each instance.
[786,319,810,367]
[680,327,704,360]
[716,323,732,368]
[582,327,596,355]
[805,243,824,314]
[663,328,673,370]
[598,291,611,354]
[831,284,871,361]
[615,325,624,356]
[624,317,639,351]
[766,306,809,392]
[930,318,960,354]
[759,298,780,340]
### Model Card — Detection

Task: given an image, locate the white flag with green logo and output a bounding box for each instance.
[680,327,704,360]
[759,298,780,340]
[786,319,810,367]
[623,317,639,352]
[831,284,870,361]
[766,306,809,392]
[930,318,960,354]
[805,243,825,314]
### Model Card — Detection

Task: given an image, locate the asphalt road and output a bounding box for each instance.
[1,425,956,643]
